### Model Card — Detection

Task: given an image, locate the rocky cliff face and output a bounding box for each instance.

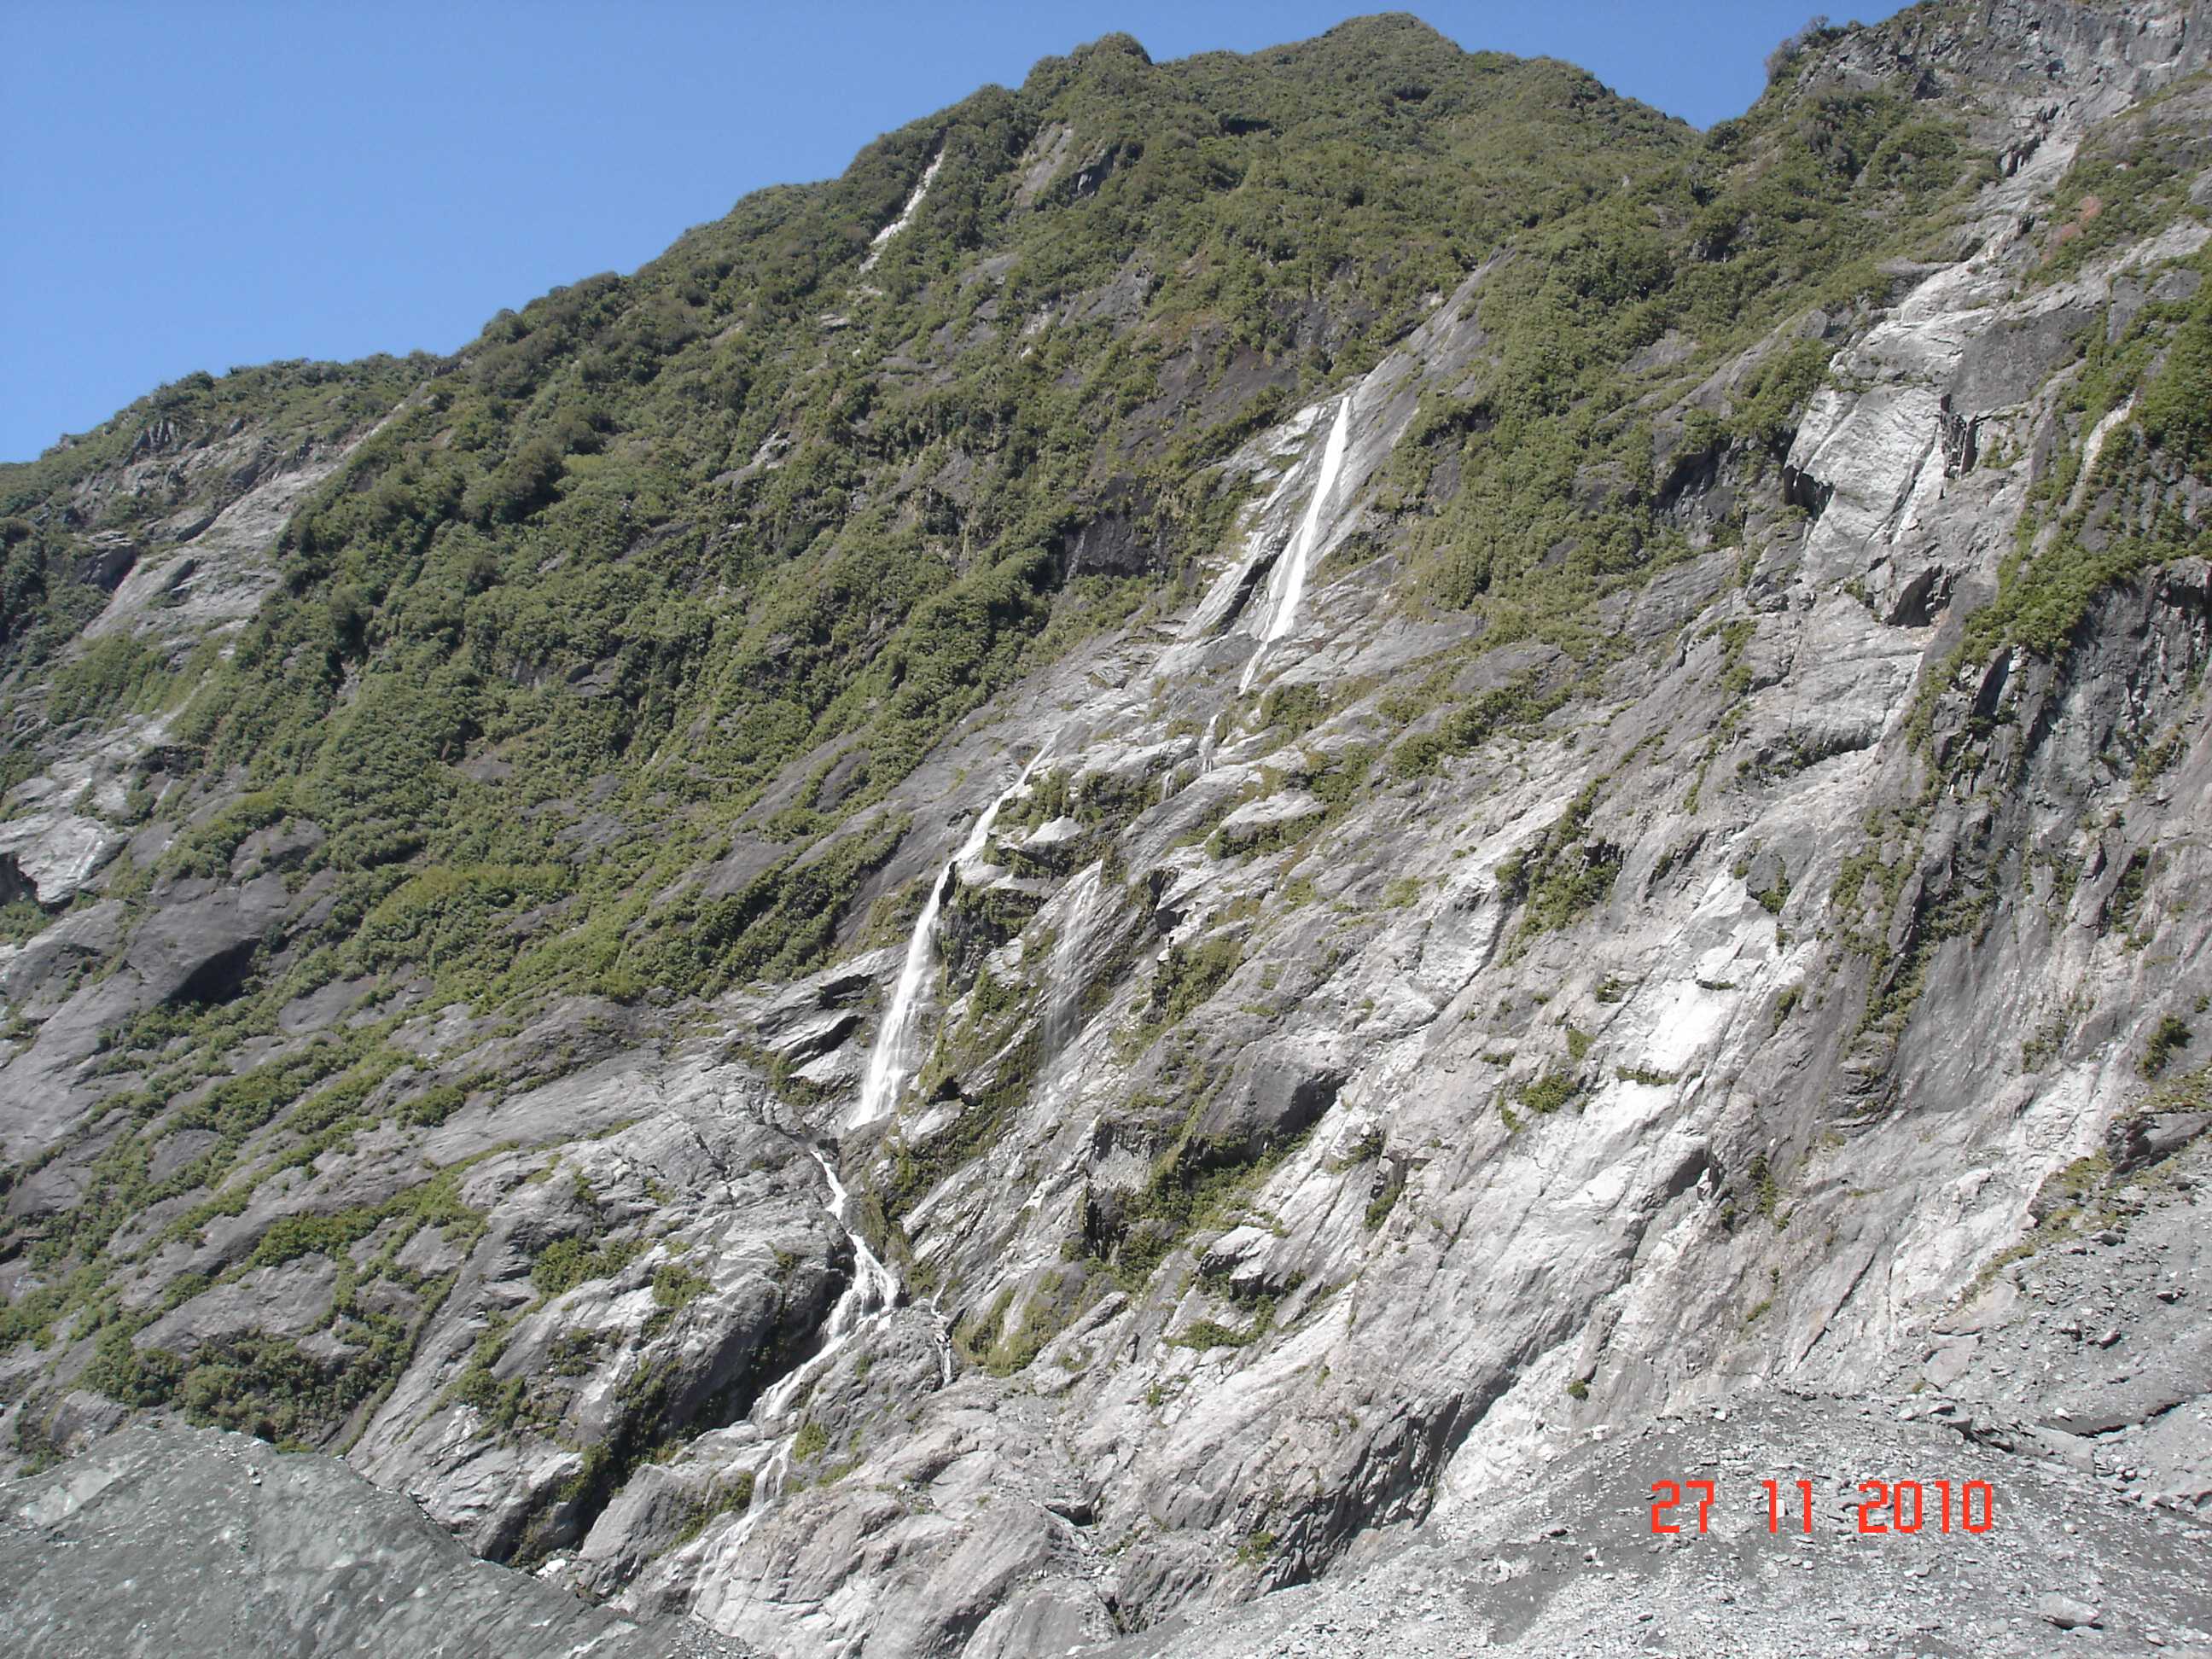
[4,3,2211,1655]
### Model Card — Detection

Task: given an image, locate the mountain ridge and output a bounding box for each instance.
[4,2,2212,1653]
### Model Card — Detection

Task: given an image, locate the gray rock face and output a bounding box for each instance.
[0,400,389,909]
[4,4,2212,1656]
[0,870,297,1161]
[77,417,378,651]
[0,1423,748,1657]
[123,874,291,1004]
[0,899,122,1008]
[568,13,2212,1645]
[344,1073,853,1564]
[1100,1371,2212,1656]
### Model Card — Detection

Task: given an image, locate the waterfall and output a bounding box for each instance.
[930,1306,955,1388]
[812,1150,899,1337]
[704,392,1370,1557]
[753,1150,897,1427]
[1043,861,1105,1057]
[742,749,1038,1508]
[1190,707,1228,779]
[859,150,944,274]
[731,1145,901,1526]
[725,742,1040,1528]
[851,752,1041,1129]
[1237,395,1353,696]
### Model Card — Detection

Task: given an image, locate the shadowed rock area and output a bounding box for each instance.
[0,1423,750,1656]
[3,0,2211,1653]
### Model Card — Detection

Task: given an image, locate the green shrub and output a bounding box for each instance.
[45,634,174,724]
[1168,1307,1272,1350]
[399,1082,468,1127]
[531,1235,644,1298]
[1390,679,1565,779]
[1499,778,1621,946]
[2135,282,2212,470]
[1234,1528,1278,1566]
[1746,1151,1782,1221]
[2141,1015,2192,1079]
[651,1261,712,1308]
[1515,1069,1579,1115]
[1147,935,1244,1030]
[672,1473,755,1544]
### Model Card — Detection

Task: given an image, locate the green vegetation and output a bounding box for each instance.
[2020,1014,2067,1073]
[672,1474,755,1545]
[1494,777,1621,947]
[1143,935,1245,1035]
[2132,723,2189,792]
[1170,1300,1276,1351]
[1912,253,2212,713]
[1094,1062,1313,1289]
[2140,1015,2192,1079]
[84,1328,390,1447]
[2134,267,2212,472]
[1963,1144,2157,1301]
[1745,1151,1782,1224]
[1743,1270,1779,1328]
[5,3,1998,1048]
[399,1082,469,1128]
[4,7,2208,1506]
[530,1235,645,1299]
[1826,800,2001,1039]
[1363,1178,1404,1231]
[44,634,178,725]
[1234,1528,1279,1567]
[0,4,2027,1158]
[882,1033,1045,1227]
[1258,683,1329,741]
[1332,1126,1385,1168]
[640,818,911,998]
[1388,677,1566,780]
[4,19,1716,1041]
[1390,62,1977,637]
[957,1274,1086,1375]
[2104,848,2155,942]
[2034,80,2208,284]
[1514,1068,1580,1115]
[2,358,422,699]
[2150,1064,2210,1115]
[651,1260,713,1308]
[1753,870,1791,916]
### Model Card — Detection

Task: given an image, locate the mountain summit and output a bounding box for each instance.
[3,2,2211,1653]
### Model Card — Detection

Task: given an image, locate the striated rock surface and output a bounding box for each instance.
[3,3,2211,1654]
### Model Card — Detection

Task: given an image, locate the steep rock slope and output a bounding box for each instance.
[3,3,2211,1655]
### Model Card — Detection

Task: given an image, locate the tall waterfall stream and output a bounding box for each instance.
[735,387,1367,1528]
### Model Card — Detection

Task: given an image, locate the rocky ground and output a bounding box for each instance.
[0,1422,751,1657]
[1118,1126,2212,1657]
[1116,1389,2212,1657]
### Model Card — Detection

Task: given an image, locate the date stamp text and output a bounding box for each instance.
[1649,1478,1995,1536]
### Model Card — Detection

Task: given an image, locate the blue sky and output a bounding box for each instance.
[0,2,1900,463]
